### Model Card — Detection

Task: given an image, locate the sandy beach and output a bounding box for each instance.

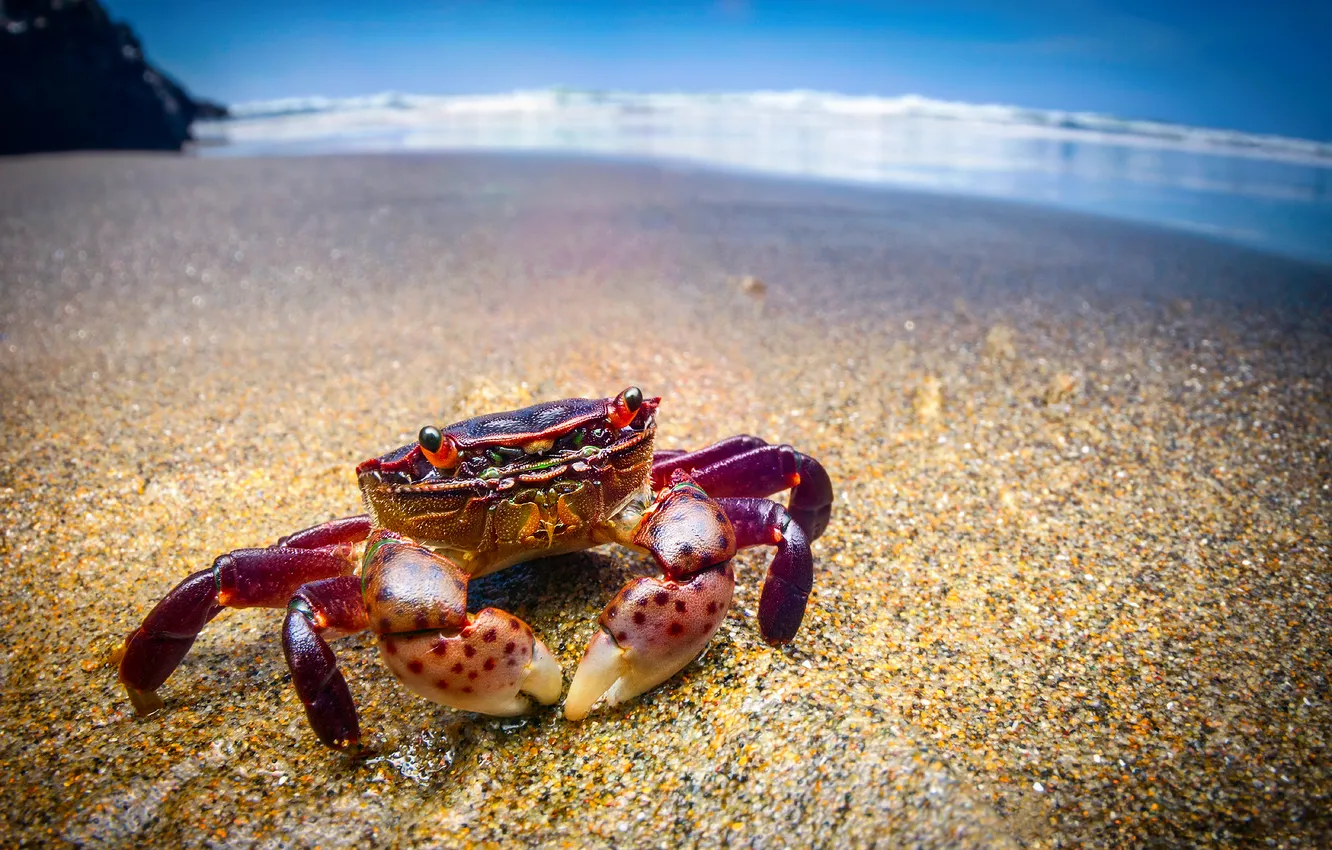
[1,152,1329,848]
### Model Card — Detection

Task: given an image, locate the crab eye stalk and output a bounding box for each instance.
[608,386,645,429]
[418,426,459,469]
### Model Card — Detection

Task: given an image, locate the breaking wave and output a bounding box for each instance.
[196,89,1332,264]
[213,89,1331,166]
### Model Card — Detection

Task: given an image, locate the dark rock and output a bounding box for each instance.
[0,0,227,155]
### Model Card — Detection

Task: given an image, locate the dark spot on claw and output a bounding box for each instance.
[508,659,518,667]
[463,686,473,693]
[408,660,424,674]
[616,631,628,642]
[484,659,496,671]
[607,606,617,618]
[452,663,464,673]
[679,542,696,557]
[505,642,516,654]
[668,622,684,636]
[464,645,476,658]
[379,617,392,632]
[654,591,669,606]
[717,534,730,551]
[675,600,687,613]
[483,629,497,642]
[509,618,521,631]
[706,601,718,614]
[415,615,429,629]
[436,679,449,689]
[384,639,397,654]
[431,640,448,656]
[468,671,478,680]
[633,612,646,625]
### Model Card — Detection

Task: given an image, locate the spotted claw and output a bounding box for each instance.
[565,564,734,720]
[379,608,563,716]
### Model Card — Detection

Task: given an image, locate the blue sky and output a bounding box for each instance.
[108,0,1332,140]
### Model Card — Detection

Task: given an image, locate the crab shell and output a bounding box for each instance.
[355,394,661,576]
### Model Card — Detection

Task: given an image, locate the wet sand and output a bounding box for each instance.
[1,153,1329,848]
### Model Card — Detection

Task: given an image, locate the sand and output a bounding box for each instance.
[1,152,1329,848]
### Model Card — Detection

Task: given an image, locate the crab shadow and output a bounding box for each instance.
[464,548,656,629]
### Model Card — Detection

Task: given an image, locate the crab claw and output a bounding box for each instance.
[380,608,563,716]
[565,563,734,720]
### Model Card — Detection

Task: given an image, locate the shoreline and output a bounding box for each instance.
[195,146,1332,272]
[186,92,1332,268]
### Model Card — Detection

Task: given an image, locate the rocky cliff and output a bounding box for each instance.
[0,0,225,155]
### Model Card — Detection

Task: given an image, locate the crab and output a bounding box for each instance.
[118,387,832,749]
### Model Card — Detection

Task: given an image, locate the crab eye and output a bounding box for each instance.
[623,386,643,411]
[608,386,645,429]
[419,426,442,453]
[418,426,459,469]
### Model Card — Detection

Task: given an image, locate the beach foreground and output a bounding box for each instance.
[1,153,1329,848]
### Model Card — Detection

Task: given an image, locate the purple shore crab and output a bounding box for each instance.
[118,388,832,749]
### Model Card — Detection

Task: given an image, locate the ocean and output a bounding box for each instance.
[195,89,1332,266]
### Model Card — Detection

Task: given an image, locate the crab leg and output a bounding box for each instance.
[117,516,368,715]
[566,472,737,720]
[283,576,369,749]
[652,437,833,540]
[651,435,766,483]
[715,497,813,645]
[276,514,371,549]
[362,532,562,716]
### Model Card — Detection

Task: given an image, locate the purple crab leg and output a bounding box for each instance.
[283,575,369,750]
[715,497,813,645]
[650,436,767,484]
[118,517,368,715]
[276,514,371,549]
[654,437,833,541]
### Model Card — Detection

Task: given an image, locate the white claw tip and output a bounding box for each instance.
[523,636,564,706]
[564,630,626,721]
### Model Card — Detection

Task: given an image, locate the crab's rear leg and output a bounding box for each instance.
[566,474,738,720]
[653,436,833,540]
[117,515,369,715]
[715,497,812,644]
[362,532,562,716]
[651,435,765,479]
[276,514,372,548]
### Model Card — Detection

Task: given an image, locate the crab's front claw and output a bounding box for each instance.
[565,564,735,720]
[379,608,563,716]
